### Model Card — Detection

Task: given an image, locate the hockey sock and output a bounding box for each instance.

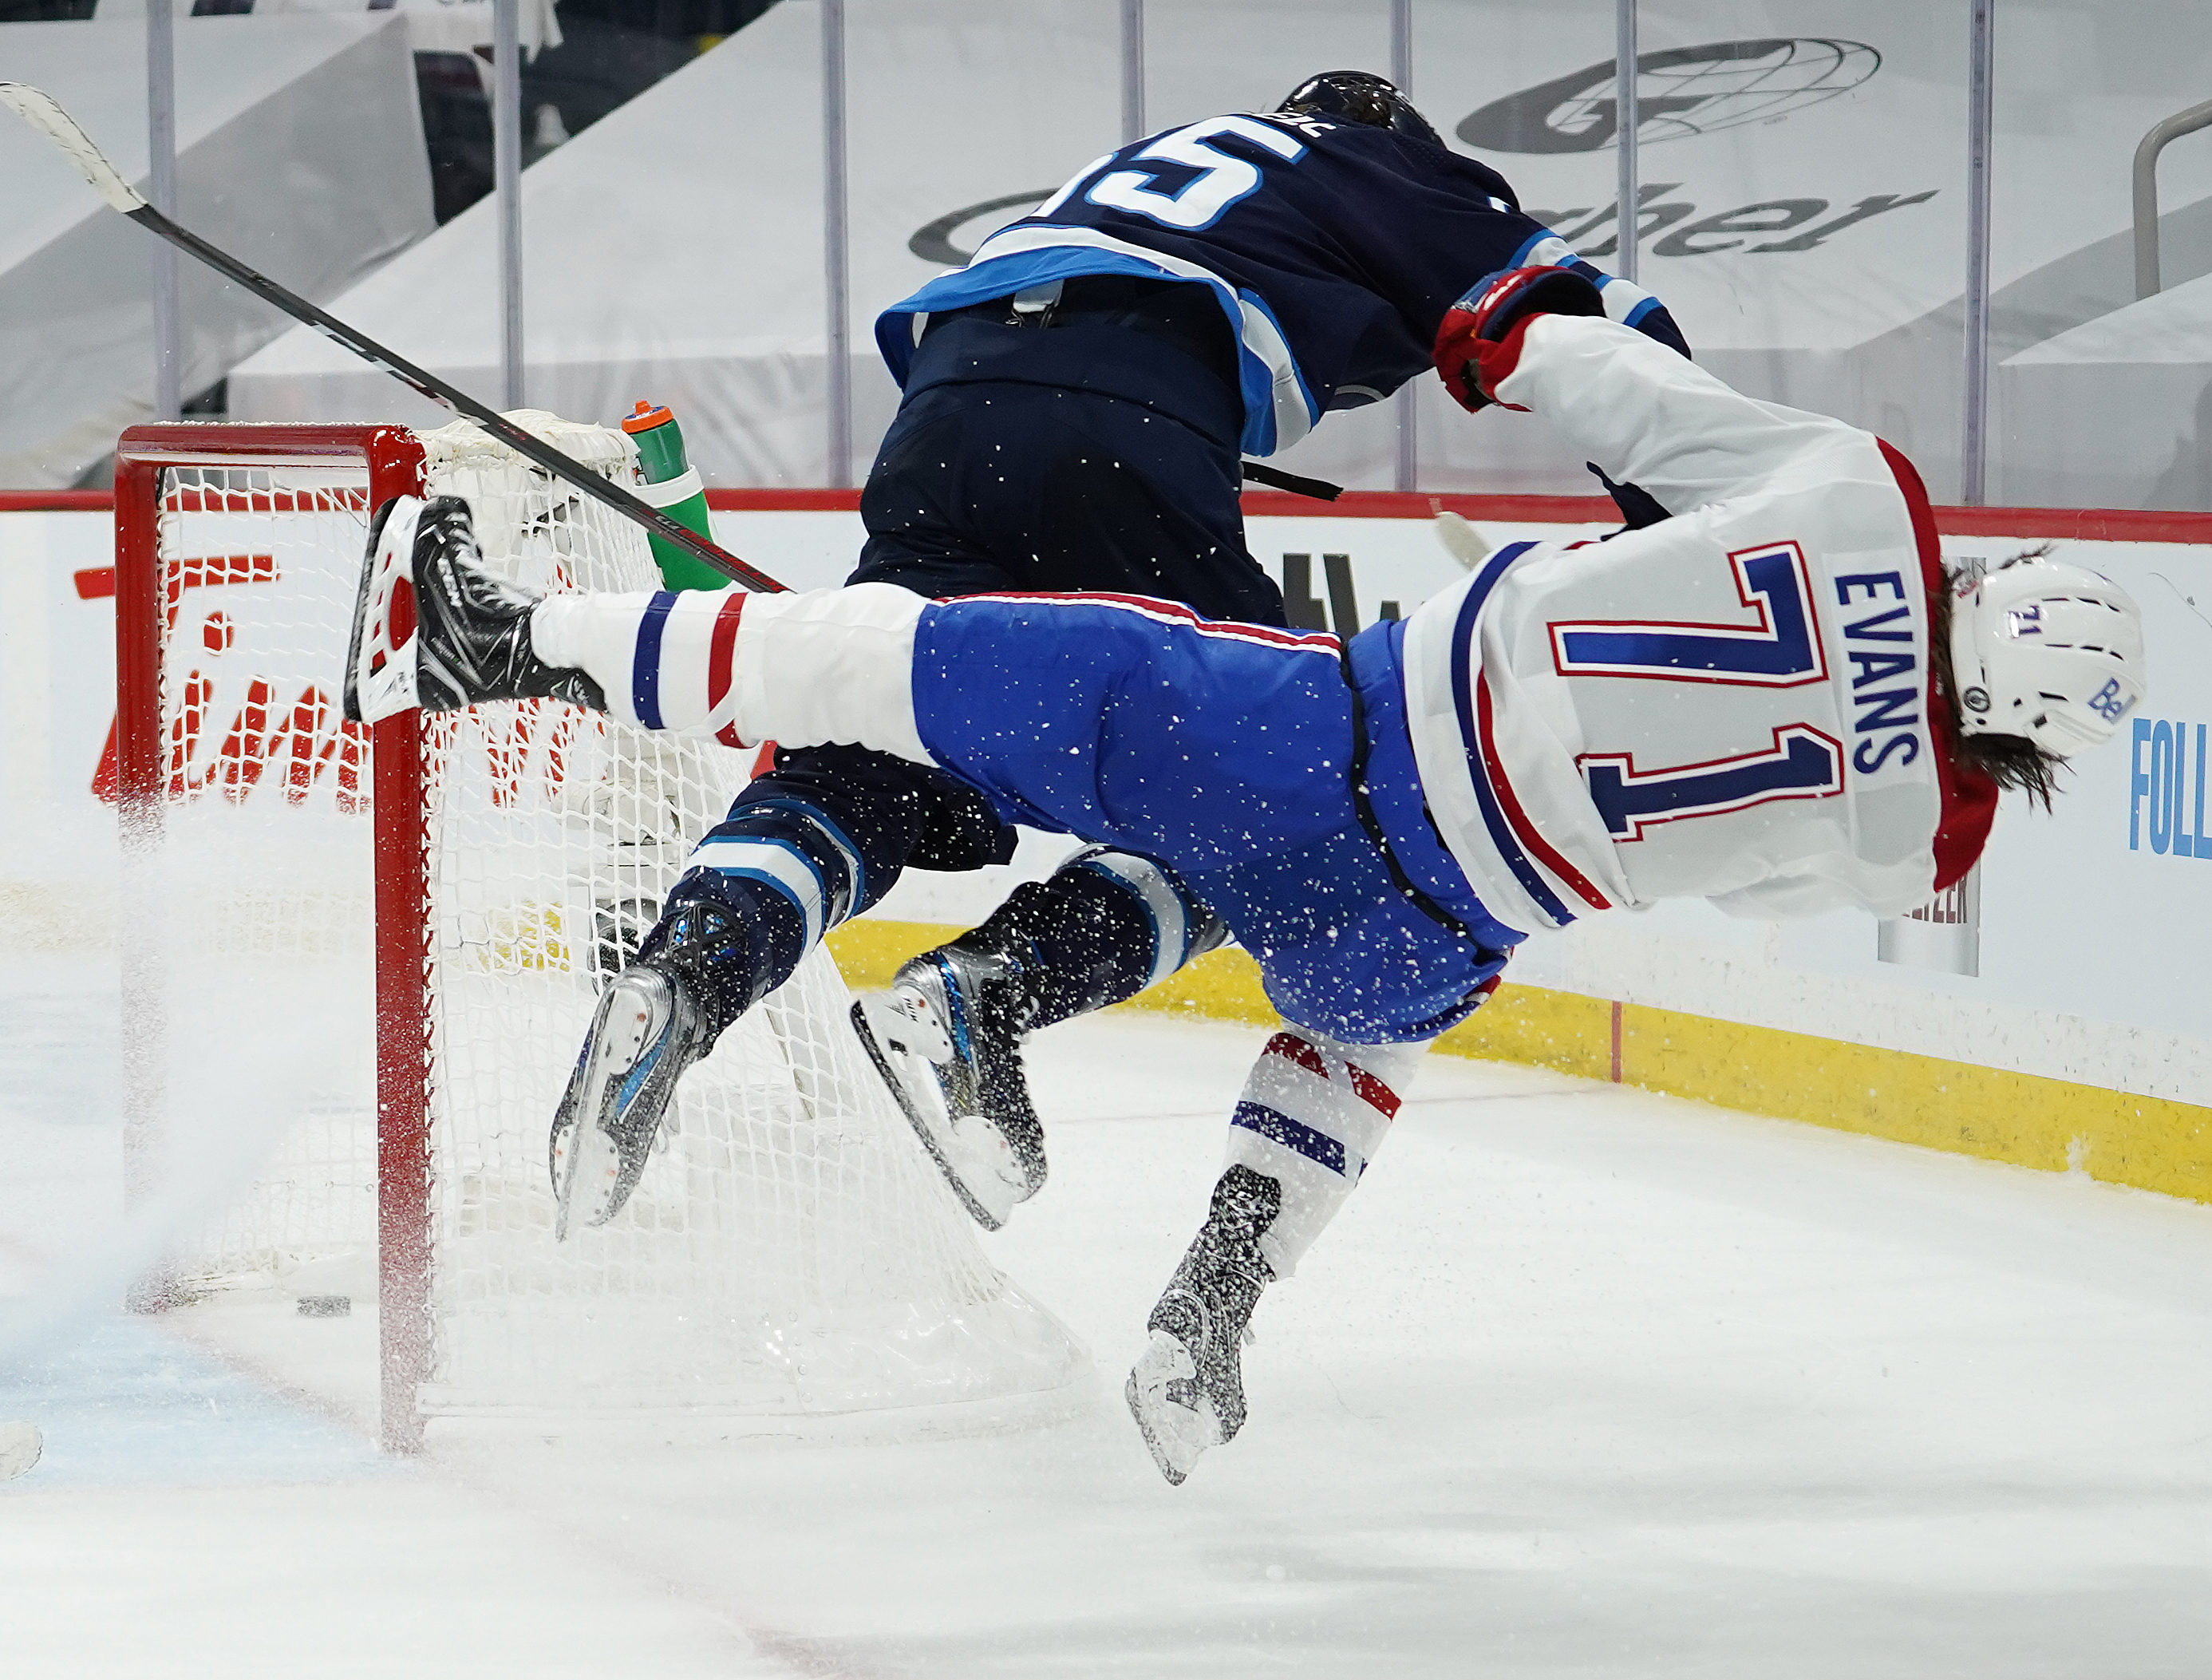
[940,849,1226,1034]
[637,798,873,1029]
[629,891,780,1037]
[1223,1030,1431,1279]
[531,583,930,754]
[1191,1164,1282,1271]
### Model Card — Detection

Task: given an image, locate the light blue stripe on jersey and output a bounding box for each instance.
[875,227,1321,457]
[1230,287,1321,455]
[1586,267,1661,327]
[1491,232,1664,335]
[1507,228,1559,269]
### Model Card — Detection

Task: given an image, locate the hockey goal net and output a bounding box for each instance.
[113,416,1084,1448]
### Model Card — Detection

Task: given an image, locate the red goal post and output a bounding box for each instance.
[117,423,433,1446]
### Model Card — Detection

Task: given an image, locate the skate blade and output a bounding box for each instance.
[345,495,424,725]
[1124,1330,1222,1487]
[551,981,660,1239]
[851,998,1021,1231]
[563,1123,629,1232]
[549,1115,581,1240]
[0,1421,42,1482]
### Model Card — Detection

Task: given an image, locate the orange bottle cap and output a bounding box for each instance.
[622,401,673,434]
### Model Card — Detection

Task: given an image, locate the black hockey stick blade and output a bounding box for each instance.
[0,81,785,595]
[1240,460,1344,501]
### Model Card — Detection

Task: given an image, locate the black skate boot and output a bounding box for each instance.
[549,899,754,1236]
[853,857,1223,1231]
[1126,1165,1281,1485]
[345,493,604,725]
[851,939,1047,1231]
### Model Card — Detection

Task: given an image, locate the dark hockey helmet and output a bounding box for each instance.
[1276,71,1443,148]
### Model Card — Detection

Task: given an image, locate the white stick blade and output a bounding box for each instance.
[1433,510,1492,571]
[0,83,148,214]
[0,1421,42,1481]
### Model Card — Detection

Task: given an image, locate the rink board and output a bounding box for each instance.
[5,490,2212,1202]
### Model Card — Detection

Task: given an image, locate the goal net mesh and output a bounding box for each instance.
[144,413,1083,1419]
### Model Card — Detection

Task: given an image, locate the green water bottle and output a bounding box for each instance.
[621,401,725,592]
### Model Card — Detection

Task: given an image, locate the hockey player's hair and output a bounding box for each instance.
[1931,544,2066,808]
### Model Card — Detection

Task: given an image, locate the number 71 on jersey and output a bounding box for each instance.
[1550,540,1850,840]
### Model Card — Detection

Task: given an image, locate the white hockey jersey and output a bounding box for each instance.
[1394,315,1997,935]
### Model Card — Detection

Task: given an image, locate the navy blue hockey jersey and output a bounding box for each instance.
[875,111,1689,457]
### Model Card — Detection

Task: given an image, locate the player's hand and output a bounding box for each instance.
[1432,265,1606,413]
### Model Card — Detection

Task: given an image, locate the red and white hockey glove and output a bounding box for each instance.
[1432,265,1607,413]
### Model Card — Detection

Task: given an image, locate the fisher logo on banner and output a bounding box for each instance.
[1456,39,1883,153]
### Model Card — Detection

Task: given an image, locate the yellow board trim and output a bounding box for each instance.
[824,919,2212,1204]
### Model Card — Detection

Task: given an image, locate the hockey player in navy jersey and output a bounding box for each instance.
[601,73,1692,1235]
[350,264,2144,1483]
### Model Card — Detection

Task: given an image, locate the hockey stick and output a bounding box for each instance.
[0,82,787,595]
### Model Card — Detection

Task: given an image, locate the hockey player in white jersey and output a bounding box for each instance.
[350,264,2144,1483]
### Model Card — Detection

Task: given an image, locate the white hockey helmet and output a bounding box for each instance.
[1947,550,2144,755]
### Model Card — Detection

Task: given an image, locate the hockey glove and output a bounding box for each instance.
[1432,265,1606,413]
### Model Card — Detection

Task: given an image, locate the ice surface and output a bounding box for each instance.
[3,970,2210,1677]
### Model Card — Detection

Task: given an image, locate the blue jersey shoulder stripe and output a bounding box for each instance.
[876,247,1194,382]
[1507,228,1556,270]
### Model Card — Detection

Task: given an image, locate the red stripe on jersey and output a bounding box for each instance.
[1878,439,1997,891]
[1262,1031,1330,1080]
[1475,671,1614,911]
[705,590,745,714]
[954,591,1341,654]
[1344,1063,1402,1120]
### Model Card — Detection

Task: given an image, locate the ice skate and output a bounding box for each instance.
[1126,1166,1279,1485]
[549,960,712,1237]
[851,944,1046,1231]
[345,492,604,725]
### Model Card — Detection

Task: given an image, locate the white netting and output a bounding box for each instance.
[152,414,1084,1419]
